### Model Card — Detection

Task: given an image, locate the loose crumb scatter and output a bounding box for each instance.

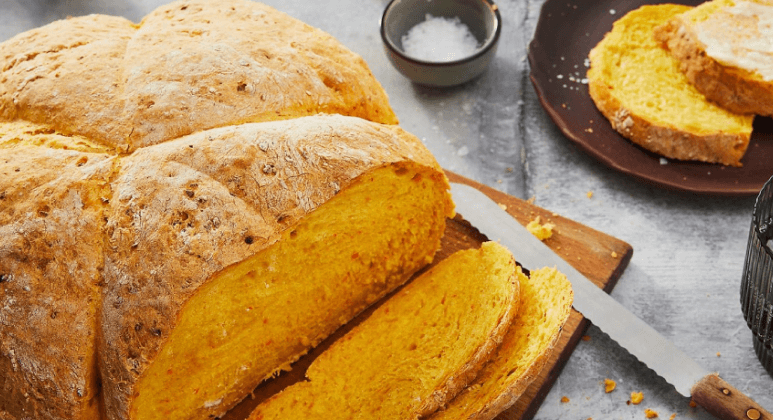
[581,335,591,341]
[645,408,658,418]
[611,251,618,258]
[526,216,555,241]
[716,352,721,357]
[669,414,676,420]
[587,191,593,198]
[631,391,644,405]
[561,396,570,403]
[604,378,616,393]
[689,400,697,408]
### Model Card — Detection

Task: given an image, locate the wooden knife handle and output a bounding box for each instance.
[692,374,772,420]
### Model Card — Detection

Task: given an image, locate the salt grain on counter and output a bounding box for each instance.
[401,14,480,62]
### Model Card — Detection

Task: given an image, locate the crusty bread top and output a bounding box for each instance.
[0,146,114,418]
[0,0,398,153]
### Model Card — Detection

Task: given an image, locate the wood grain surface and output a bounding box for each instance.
[221,171,633,420]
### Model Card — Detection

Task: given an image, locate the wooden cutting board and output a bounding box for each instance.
[222,171,633,420]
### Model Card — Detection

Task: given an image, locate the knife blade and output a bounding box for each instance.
[450,182,771,420]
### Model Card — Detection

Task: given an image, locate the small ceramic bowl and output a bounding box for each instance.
[380,0,501,87]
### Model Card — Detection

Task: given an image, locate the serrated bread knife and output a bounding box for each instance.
[450,182,771,420]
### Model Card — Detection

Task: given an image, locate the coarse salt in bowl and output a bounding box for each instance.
[380,0,501,87]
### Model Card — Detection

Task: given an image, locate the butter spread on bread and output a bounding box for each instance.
[655,0,773,116]
[0,1,454,419]
[249,242,520,420]
[587,4,754,166]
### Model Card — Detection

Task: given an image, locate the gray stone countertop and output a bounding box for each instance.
[2,0,771,418]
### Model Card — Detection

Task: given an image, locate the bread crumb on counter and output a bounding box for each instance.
[630,391,644,405]
[604,378,616,393]
[587,191,593,198]
[669,414,676,420]
[689,400,697,408]
[526,216,555,241]
[581,335,591,341]
[645,408,659,418]
[561,396,570,403]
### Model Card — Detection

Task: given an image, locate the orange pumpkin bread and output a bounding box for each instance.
[430,266,573,419]
[0,1,454,419]
[248,242,521,420]
[587,4,754,166]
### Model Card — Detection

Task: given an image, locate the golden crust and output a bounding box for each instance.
[0,0,397,154]
[655,16,773,117]
[0,147,115,419]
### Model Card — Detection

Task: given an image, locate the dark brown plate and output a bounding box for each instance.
[528,0,773,196]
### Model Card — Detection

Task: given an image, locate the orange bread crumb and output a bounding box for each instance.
[526,216,555,241]
[604,378,617,393]
[645,408,659,418]
[631,391,644,405]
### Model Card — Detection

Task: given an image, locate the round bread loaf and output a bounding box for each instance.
[0,2,454,420]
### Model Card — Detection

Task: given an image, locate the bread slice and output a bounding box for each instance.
[654,0,773,116]
[587,4,754,167]
[248,242,521,420]
[429,266,573,419]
